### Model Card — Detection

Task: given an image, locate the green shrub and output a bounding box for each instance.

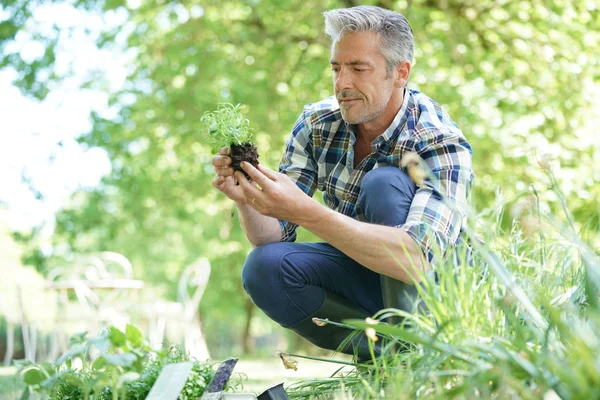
[16,324,242,399]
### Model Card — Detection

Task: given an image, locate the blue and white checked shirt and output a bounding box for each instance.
[278,89,474,263]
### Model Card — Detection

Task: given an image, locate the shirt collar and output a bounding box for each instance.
[373,88,411,146]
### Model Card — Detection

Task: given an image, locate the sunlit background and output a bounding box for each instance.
[1,0,599,390]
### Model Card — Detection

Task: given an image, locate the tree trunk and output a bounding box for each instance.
[242,299,255,354]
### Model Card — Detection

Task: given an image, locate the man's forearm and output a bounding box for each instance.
[236,201,282,247]
[296,199,430,282]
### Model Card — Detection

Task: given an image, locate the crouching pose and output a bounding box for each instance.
[212,5,474,360]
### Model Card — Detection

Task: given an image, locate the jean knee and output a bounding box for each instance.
[242,243,318,326]
[241,243,282,300]
[358,166,416,226]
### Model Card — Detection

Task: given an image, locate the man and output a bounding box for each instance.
[212,6,474,360]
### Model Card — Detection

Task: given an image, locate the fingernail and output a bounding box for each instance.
[241,161,247,167]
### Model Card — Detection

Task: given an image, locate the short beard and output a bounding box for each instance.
[340,99,389,125]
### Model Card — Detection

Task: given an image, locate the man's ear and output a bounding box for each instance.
[394,61,411,88]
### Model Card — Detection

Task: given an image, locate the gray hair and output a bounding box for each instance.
[323,6,414,72]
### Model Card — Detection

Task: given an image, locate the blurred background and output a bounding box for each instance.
[0,0,599,363]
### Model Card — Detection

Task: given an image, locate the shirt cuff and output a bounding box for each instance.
[400,223,450,264]
[279,220,297,242]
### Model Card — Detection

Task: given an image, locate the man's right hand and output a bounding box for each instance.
[212,146,247,203]
[213,146,283,245]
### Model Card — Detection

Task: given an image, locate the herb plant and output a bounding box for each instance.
[16,324,242,400]
[200,103,259,176]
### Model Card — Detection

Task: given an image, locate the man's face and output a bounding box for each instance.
[330,31,396,125]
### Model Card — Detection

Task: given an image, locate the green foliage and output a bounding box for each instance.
[200,103,255,153]
[2,0,599,358]
[15,324,238,400]
[284,168,600,399]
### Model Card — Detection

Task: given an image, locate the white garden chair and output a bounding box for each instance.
[45,251,139,359]
[146,258,211,360]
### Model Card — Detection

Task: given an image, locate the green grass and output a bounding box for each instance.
[6,168,599,399]
[282,171,600,399]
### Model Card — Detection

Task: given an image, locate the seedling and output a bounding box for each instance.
[201,103,259,176]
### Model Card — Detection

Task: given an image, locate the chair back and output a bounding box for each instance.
[177,258,211,321]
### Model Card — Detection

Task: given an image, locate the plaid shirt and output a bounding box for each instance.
[278,89,474,263]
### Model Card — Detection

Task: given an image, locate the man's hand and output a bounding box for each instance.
[235,162,314,223]
[211,146,247,203]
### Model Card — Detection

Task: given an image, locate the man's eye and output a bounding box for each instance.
[354,68,365,72]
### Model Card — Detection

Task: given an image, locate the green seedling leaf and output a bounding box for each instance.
[88,335,111,354]
[56,343,87,366]
[94,372,113,387]
[126,324,143,347]
[22,368,45,385]
[39,362,56,376]
[132,355,145,372]
[64,372,84,386]
[40,370,69,389]
[200,103,255,153]
[92,356,108,370]
[108,326,127,347]
[104,352,137,367]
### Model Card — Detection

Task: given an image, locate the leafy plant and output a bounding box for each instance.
[200,103,255,154]
[283,162,600,399]
[200,102,260,177]
[16,324,242,399]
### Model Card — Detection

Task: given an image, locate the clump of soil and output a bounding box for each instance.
[230,143,259,179]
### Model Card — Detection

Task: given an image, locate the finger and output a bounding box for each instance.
[257,164,280,181]
[216,167,234,177]
[240,162,275,190]
[218,146,231,156]
[212,176,225,188]
[235,171,263,199]
[213,155,232,168]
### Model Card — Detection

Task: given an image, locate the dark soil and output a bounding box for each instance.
[230,143,259,179]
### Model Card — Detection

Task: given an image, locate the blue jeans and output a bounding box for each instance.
[241,166,417,327]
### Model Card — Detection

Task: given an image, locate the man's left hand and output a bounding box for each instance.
[235,162,314,223]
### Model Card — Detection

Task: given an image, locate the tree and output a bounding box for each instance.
[3,0,599,353]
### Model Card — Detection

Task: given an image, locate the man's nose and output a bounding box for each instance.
[334,68,352,92]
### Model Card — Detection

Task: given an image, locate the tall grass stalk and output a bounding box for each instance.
[283,164,600,399]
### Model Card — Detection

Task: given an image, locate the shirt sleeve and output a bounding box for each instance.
[277,107,319,242]
[399,127,474,263]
